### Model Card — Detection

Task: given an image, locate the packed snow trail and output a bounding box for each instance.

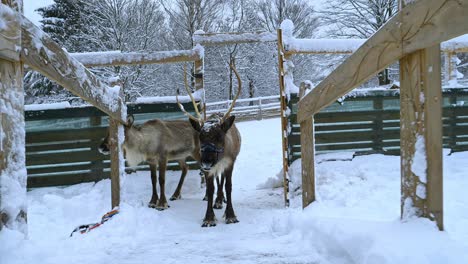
[1,118,468,264]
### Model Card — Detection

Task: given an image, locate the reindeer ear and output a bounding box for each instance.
[126,115,134,127]
[189,118,201,132]
[221,115,235,133]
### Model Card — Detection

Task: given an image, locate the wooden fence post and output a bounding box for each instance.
[373,97,384,152]
[399,43,443,230]
[300,117,315,207]
[109,87,126,209]
[0,0,27,233]
[277,28,290,207]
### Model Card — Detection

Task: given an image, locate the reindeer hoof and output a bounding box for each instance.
[148,199,158,208]
[202,219,217,227]
[155,201,170,210]
[170,194,181,201]
[225,217,239,224]
[213,200,223,210]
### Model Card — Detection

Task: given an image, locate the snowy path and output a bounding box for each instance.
[2,118,468,264]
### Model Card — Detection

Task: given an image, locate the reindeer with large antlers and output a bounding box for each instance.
[177,63,242,227]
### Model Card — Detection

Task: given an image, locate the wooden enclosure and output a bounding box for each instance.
[293,0,468,230]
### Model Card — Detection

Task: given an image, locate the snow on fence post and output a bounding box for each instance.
[399,0,443,231]
[0,0,27,234]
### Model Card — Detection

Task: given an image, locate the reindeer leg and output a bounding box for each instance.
[170,160,188,201]
[214,174,225,209]
[148,163,159,208]
[224,166,239,224]
[202,175,216,227]
[203,172,215,201]
[155,157,169,210]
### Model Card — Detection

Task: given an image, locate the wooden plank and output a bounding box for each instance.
[26,140,91,153]
[27,163,104,176]
[0,3,20,62]
[73,49,202,67]
[26,127,107,143]
[315,110,400,123]
[0,0,26,233]
[28,172,110,188]
[400,44,443,230]
[109,119,124,209]
[24,101,196,121]
[26,150,106,166]
[20,16,125,124]
[300,118,315,208]
[298,0,468,122]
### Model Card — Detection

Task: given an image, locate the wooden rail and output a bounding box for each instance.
[206,95,281,121]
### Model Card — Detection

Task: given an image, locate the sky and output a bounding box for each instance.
[23,0,54,26]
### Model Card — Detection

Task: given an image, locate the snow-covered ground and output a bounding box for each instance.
[1,118,468,264]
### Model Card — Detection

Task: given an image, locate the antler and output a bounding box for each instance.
[176,64,203,122]
[223,61,242,120]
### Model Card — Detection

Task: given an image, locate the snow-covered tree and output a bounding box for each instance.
[321,0,398,85]
[255,0,318,38]
[160,0,227,49]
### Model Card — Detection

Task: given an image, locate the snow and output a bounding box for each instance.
[2,118,468,263]
[24,102,71,111]
[411,135,427,184]
[70,48,204,66]
[135,89,204,104]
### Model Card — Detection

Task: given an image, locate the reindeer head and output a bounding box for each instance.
[98,115,134,155]
[189,115,236,171]
[177,63,241,172]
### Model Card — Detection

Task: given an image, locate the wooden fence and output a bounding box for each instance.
[25,101,196,188]
[287,88,468,164]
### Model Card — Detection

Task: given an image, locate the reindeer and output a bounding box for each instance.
[177,63,242,227]
[99,115,201,210]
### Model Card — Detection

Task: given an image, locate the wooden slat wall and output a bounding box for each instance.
[287,89,468,164]
[26,101,198,188]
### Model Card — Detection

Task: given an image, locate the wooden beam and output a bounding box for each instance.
[400,47,444,229]
[193,31,276,46]
[300,118,315,207]
[0,0,27,234]
[109,118,124,209]
[277,29,290,207]
[20,16,126,124]
[72,49,203,67]
[297,0,468,122]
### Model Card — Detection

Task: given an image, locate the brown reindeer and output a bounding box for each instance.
[99,115,201,210]
[177,63,242,227]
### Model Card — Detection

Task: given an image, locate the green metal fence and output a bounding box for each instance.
[287,88,468,164]
[25,101,197,188]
